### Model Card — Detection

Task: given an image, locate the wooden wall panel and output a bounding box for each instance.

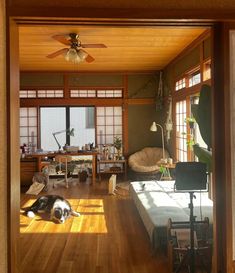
[0,0,8,273]
[8,18,20,273]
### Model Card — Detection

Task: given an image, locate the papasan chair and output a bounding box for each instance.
[128,147,169,181]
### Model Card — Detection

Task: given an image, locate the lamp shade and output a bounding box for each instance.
[65,48,81,64]
[150,121,157,132]
[77,49,88,61]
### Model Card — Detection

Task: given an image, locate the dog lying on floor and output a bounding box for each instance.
[24,195,80,223]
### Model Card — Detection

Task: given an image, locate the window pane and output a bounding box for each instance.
[106,116,113,125]
[106,126,114,134]
[70,107,95,148]
[106,107,113,115]
[40,107,66,151]
[114,107,122,115]
[20,117,28,126]
[28,117,37,126]
[97,107,104,115]
[20,127,28,136]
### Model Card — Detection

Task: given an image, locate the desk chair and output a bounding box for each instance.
[53,155,74,188]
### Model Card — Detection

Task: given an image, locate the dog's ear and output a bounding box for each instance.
[54,207,62,220]
[63,208,70,219]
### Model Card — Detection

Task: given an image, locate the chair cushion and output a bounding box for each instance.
[128,147,169,173]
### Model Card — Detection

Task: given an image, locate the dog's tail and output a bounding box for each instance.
[71,210,80,217]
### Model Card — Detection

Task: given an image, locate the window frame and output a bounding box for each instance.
[172,59,211,162]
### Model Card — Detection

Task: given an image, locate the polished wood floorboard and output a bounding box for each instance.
[20,179,169,273]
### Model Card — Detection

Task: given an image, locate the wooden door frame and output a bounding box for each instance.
[6,18,231,273]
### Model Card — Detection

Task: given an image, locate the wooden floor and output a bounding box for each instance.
[20,179,169,273]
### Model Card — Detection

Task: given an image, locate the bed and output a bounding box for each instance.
[130,181,213,251]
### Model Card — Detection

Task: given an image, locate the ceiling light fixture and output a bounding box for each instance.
[65,48,88,64]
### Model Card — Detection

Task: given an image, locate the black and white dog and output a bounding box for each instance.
[24,195,80,223]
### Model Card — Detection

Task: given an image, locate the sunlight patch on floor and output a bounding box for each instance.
[20,198,108,234]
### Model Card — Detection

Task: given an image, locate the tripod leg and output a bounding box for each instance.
[174,251,189,273]
[196,251,211,273]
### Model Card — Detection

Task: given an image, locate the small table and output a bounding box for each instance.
[97,159,127,181]
[25,151,98,185]
[159,163,176,181]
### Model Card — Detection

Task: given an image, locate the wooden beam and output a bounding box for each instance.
[20,98,124,107]
[127,98,155,105]
[7,7,235,20]
[7,17,20,273]
[211,22,230,273]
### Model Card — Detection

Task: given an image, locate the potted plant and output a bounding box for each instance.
[185,116,196,129]
[113,136,122,159]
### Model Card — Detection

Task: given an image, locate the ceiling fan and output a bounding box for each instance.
[47,33,107,63]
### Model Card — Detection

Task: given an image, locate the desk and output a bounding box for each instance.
[25,151,98,185]
[97,159,127,181]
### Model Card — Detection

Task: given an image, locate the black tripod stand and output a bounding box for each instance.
[174,192,211,273]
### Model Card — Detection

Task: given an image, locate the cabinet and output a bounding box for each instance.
[20,158,37,186]
[97,159,127,180]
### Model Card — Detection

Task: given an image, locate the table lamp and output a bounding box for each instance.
[52,128,74,150]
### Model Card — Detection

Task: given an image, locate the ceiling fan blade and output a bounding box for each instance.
[81,44,107,48]
[46,48,68,58]
[85,54,95,63]
[78,49,95,63]
[52,35,71,46]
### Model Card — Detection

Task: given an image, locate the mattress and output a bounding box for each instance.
[130,181,213,251]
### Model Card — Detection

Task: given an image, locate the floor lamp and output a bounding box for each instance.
[150,122,165,161]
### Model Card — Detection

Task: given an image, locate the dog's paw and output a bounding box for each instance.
[27,211,35,218]
[72,211,80,217]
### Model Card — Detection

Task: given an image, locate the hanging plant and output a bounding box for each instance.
[156,71,164,111]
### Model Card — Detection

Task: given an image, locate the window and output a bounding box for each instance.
[20,90,37,98]
[37,89,64,98]
[97,90,122,98]
[40,107,66,151]
[40,107,96,151]
[70,107,95,148]
[70,89,96,98]
[20,89,64,98]
[189,70,201,87]
[96,106,123,150]
[203,60,211,81]
[70,89,123,98]
[175,78,186,91]
[20,107,37,151]
[175,100,187,161]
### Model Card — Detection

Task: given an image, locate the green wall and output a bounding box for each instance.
[69,74,123,87]
[20,72,160,155]
[128,74,158,98]
[20,72,64,86]
[128,104,162,155]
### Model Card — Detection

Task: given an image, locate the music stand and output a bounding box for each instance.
[174,162,210,273]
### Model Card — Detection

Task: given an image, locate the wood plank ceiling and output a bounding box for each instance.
[19,25,207,72]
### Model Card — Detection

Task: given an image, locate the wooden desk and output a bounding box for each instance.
[25,151,98,185]
[97,159,127,180]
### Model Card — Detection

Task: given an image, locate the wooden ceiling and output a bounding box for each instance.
[19,25,207,72]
